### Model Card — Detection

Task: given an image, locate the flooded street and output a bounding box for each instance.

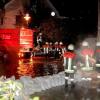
[0,55,100,100]
[31,85,100,100]
[0,56,63,78]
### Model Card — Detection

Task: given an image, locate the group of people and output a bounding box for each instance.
[36,33,66,58]
[40,41,66,59]
[36,32,100,69]
[64,41,100,71]
[63,41,100,87]
[36,33,100,68]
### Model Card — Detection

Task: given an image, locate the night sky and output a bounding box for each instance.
[0,0,98,34]
[32,0,98,44]
[36,0,97,33]
[0,0,98,44]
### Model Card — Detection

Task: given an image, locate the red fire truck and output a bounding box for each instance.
[0,28,34,59]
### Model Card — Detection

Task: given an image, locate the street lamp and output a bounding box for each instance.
[51,11,56,16]
[24,13,31,27]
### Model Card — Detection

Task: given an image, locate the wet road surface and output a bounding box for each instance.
[31,85,100,100]
[0,57,63,78]
[0,56,100,100]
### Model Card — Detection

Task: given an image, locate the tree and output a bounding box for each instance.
[39,18,63,42]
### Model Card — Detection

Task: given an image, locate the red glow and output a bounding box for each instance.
[0,29,20,52]
[81,49,94,56]
[96,49,100,52]
[20,29,33,49]
[63,52,75,58]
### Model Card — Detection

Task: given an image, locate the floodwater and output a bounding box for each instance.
[31,85,100,100]
[0,55,63,79]
[0,55,100,100]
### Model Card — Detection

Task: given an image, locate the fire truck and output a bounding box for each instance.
[0,28,35,59]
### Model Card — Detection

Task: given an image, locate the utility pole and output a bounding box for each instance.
[98,0,100,41]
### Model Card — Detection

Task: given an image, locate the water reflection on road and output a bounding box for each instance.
[0,56,100,99]
[18,59,35,77]
[17,57,63,78]
[31,84,100,100]
[0,56,63,78]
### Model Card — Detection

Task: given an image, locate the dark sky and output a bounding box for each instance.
[32,0,97,35]
[0,0,98,35]
[50,0,96,16]
[0,0,98,45]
